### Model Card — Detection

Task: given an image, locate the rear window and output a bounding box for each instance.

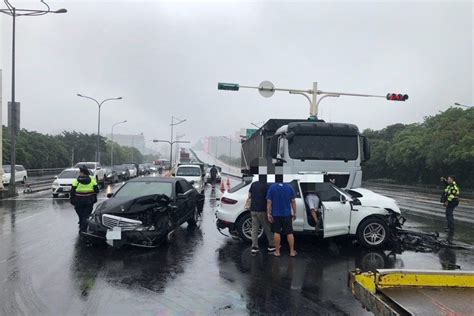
[177,167,201,176]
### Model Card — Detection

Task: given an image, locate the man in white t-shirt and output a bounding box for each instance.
[305,191,321,229]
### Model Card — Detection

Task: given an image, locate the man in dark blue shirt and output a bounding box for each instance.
[245,175,276,254]
[267,180,297,257]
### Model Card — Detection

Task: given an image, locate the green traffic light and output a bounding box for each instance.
[218,82,240,91]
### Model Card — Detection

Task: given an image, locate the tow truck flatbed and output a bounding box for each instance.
[349,269,474,315]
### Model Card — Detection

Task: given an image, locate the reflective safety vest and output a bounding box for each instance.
[72,176,97,194]
[444,182,460,202]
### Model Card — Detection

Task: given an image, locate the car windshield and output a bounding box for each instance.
[288,135,359,161]
[58,170,80,179]
[74,163,96,170]
[114,181,173,199]
[176,167,201,176]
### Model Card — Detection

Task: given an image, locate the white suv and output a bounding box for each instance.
[175,164,205,193]
[216,174,404,248]
[2,165,28,184]
[74,162,105,188]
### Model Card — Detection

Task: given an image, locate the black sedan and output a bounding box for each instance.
[82,177,205,248]
[114,165,130,181]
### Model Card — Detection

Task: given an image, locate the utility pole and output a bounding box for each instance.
[77,94,122,163]
[0,1,67,195]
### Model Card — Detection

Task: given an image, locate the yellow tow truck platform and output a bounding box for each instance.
[349,269,474,315]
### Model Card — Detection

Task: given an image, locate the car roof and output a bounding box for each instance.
[61,168,80,172]
[177,164,201,168]
[128,176,182,183]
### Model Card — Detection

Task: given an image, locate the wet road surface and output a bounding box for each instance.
[1,181,474,315]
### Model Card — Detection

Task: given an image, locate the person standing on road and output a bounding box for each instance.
[210,165,218,186]
[440,176,460,232]
[267,178,297,257]
[245,175,276,254]
[71,166,99,233]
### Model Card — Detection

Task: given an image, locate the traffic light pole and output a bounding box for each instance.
[218,81,407,120]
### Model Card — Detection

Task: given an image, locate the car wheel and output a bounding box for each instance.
[357,217,389,248]
[187,206,199,227]
[235,212,263,243]
[22,176,27,184]
[52,193,59,198]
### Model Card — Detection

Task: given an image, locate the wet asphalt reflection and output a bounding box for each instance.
[1,183,474,315]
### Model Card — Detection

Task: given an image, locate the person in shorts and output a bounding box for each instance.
[266,179,297,257]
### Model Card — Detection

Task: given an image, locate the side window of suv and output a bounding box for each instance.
[314,183,341,202]
[15,165,25,171]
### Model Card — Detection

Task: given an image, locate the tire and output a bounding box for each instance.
[357,217,389,248]
[235,212,263,243]
[22,176,27,185]
[187,206,199,227]
[52,194,59,198]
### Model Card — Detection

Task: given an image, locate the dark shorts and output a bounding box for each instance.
[272,216,293,235]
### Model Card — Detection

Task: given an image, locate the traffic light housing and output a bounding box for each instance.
[386,93,409,101]
[218,82,240,91]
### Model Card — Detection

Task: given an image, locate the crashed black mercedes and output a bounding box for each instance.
[82,177,204,248]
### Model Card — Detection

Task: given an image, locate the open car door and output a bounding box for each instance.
[314,183,351,238]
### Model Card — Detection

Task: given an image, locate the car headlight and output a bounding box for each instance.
[52,180,59,186]
[193,183,200,189]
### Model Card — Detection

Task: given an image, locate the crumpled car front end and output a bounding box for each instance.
[82,194,173,248]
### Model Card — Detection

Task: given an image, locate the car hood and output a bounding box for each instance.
[55,178,75,185]
[350,188,401,214]
[178,176,202,182]
[94,194,170,215]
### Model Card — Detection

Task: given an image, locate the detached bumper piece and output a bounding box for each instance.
[349,269,474,315]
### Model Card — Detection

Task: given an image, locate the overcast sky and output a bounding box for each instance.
[1,0,472,147]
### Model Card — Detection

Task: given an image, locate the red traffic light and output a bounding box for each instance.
[386,93,409,101]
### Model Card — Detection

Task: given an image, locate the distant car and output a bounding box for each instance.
[138,164,148,176]
[126,164,138,178]
[82,177,205,248]
[2,165,28,185]
[205,166,222,184]
[175,164,205,193]
[52,168,80,198]
[114,165,130,181]
[103,166,119,183]
[74,162,105,188]
[216,174,404,248]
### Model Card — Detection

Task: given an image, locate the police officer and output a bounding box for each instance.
[440,176,460,232]
[71,165,99,232]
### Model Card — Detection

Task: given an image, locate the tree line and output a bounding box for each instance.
[2,127,157,169]
[362,107,474,189]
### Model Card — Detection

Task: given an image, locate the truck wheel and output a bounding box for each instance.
[357,217,389,248]
[235,212,263,243]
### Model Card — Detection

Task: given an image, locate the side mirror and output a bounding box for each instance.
[97,167,101,170]
[362,136,371,161]
[171,173,176,177]
[107,192,113,198]
[189,180,195,185]
[55,175,58,179]
[340,195,347,204]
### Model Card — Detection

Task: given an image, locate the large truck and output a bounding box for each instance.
[241,119,371,189]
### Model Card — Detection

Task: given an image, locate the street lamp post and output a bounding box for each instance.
[1,1,67,195]
[77,94,122,163]
[170,116,186,166]
[110,120,127,166]
[152,139,190,170]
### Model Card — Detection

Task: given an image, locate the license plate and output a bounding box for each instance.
[106,227,122,240]
[63,186,71,192]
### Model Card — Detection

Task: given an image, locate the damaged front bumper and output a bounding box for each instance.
[82,216,168,248]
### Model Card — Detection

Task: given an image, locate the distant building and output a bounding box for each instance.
[105,133,147,154]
